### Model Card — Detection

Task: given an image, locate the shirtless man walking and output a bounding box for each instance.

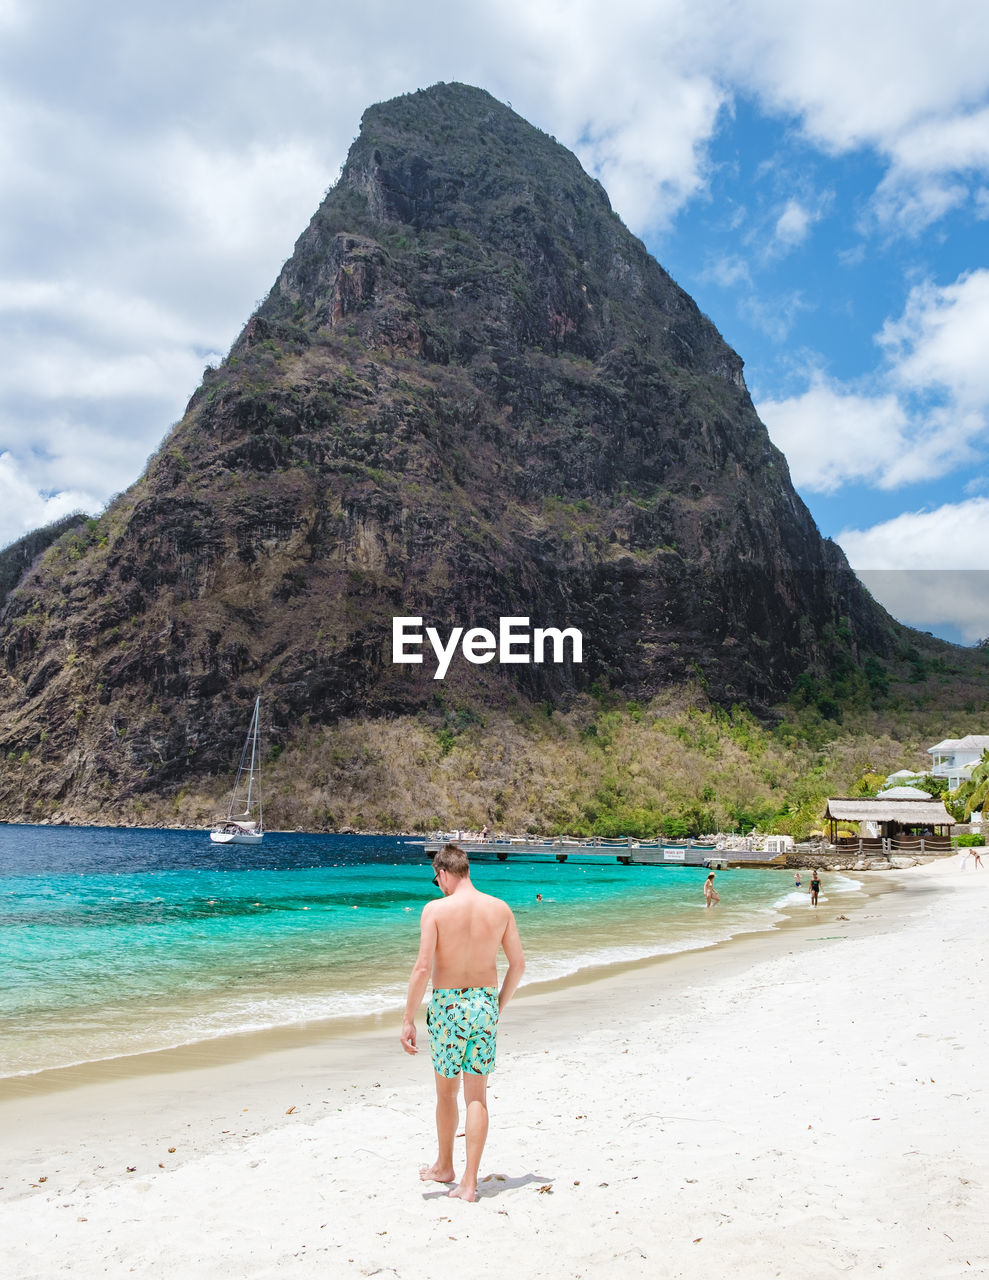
[400,843,525,1202]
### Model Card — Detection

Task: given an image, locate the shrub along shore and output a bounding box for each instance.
[9,661,986,839]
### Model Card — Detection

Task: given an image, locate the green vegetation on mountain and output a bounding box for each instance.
[0,513,88,612]
[3,639,984,838]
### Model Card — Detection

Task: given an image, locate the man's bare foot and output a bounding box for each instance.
[419,1163,455,1183]
[448,1182,477,1202]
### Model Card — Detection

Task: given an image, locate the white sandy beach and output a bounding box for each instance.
[1,859,987,1279]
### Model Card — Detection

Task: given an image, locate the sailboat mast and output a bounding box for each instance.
[245,696,260,817]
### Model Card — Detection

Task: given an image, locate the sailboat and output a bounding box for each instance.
[209,696,264,844]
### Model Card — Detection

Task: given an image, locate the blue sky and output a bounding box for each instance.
[1,0,988,643]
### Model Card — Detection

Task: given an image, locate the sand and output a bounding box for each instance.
[1,858,987,1279]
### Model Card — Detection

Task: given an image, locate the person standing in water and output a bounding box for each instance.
[810,870,821,906]
[401,844,525,1203]
[704,871,720,908]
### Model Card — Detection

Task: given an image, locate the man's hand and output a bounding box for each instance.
[402,902,436,1056]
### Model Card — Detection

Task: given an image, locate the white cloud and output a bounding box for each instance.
[714,1,989,234]
[0,450,99,547]
[503,0,729,229]
[0,0,24,29]
[839,497,989,570]
[758,377,921,491]
[152,134,330,266]
[739,290,810,343]
[0,278,223,513]
[720,0,989,154]
[855,568,989,643]
[879,270,989,408]
[0,279,219,356]
[702,255,753,289]
[889,105,989,177]
[761,376,980,492]
[0,400,169,506]
[841,499,989,642]
[771,199,814,251]
[1,343,208,404]
[571,75,725,231]
[869,173,970,235]
[759,267,989,492]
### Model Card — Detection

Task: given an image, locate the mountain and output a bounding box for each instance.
[0,513,88,613]
[0,83,941,824]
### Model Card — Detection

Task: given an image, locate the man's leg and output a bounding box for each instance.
[420,1070,459,1183]
[449,1071,488,1202]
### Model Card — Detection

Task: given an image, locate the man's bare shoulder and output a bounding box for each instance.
[476,890,514,917]
[431,887,511,917]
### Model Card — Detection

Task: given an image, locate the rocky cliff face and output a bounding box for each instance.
[0,83,902,817]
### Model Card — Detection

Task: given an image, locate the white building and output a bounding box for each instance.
[884,768,925,787]
[927,735,989,790]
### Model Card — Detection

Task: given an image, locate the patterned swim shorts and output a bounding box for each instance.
[426,986,499,1077]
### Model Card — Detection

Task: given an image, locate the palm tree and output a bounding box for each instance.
[954,750,989,820]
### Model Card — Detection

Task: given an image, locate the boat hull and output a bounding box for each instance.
[209,830,263,845]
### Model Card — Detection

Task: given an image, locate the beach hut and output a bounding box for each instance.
[824,797,955,850]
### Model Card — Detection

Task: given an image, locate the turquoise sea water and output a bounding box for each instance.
[0,825,856,1077]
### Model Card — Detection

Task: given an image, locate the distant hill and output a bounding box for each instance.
[0,512,88,611]
[0,82,983,827]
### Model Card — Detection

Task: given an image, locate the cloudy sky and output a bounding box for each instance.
[2,0,988,642]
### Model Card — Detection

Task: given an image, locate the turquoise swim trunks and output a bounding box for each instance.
[426,986,499,1077]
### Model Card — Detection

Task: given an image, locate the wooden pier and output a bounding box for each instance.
[421,836,785,869]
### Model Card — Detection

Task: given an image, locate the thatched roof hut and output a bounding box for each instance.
[824,797,955,843]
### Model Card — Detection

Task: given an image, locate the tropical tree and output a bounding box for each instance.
[953,751,989,820]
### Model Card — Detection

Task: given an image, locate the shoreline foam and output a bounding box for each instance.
[1,869,870,1087]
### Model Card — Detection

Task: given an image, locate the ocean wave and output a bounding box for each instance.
[1,983,411,1078]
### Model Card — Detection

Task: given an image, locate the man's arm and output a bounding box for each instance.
[400,904,438,1055]
[497,909,525,1014]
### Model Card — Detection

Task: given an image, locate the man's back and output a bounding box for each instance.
[428,885,511,988]
[402,847,525,1201]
